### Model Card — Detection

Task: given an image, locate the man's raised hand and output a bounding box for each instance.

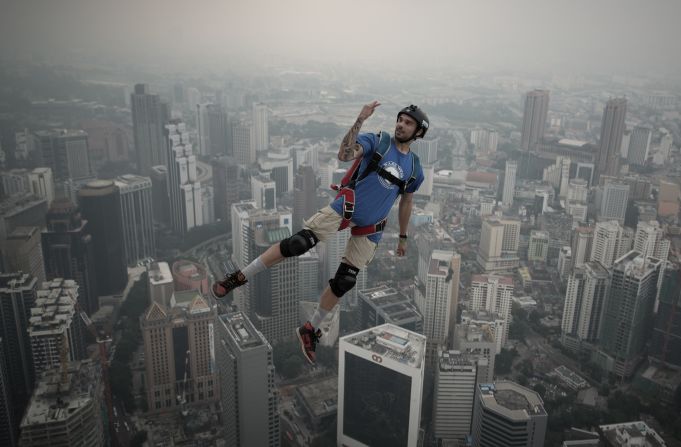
[358,101,381,121]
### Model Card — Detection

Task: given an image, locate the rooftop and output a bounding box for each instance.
[220,311,267,350]
[359,286,422,326]
[478,381,546,420]
[295,377,338,419]
[471,274,513,286]
[599,421,665,447]
[29,279,78,336]
[342,323,426,370]
[438,350,477,372]
[148,262,173,285]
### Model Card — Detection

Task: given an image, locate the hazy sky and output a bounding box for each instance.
[2,0,680,75]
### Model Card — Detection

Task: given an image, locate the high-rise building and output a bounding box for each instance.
[19,360,103,447]
[649,265,681,367]
[414,250,460,363]
[477,218,521,271]
[572,227,594,268]
[293,164,318,232]
[252,103,269,152]
[520,90,550,151]
[596,98,627,182]
[413,138,439,164]
[78,180,127,298]
[455,321,497,383]
[359,285,423,333]
[165,120,203,235]
[298,250,320,303]
[34,130,92,182]
[470,129,498,153]
[231,200,258,272]
[0,340,16,447]
[501,160,517,207]
[560,262,609,351]
[259,154,293,196]
[471,381,547,447]
[232,122,254,165]
[41,199,99,315]
[433,350,477,443]
[597,421,666,447]
[196,103,228,156]
[0,273,37,434]
[114,174,155,265]
[558,246,573,280]
[589,220,632,268]
[658,179,680,218]
[212,157,240,222]
[131,84,170,173]
[149,165,169,225]
[141,295,219,413]
[469,275,513,348]
[626,126,652,166]
[528,230,549,262]
[599,181,629,223]
[4,226,45,284]
[28,279,86,378]
[27,168,54,207]
[596,251,661,378]
[172,260,209,296]
[633,220,669,261]
[147,262,174,308]
[338,324,426,447]
[216,312,279,447]
[251,174,276,210]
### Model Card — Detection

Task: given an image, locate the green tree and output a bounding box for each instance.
[282,357,302,379]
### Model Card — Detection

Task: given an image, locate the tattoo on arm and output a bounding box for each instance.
[339,118,364,160]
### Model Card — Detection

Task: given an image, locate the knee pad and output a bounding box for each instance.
[329,262,360,297]
[279,229,319,257]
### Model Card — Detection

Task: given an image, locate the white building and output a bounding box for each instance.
[413,138,439,164]
[528,230,550,262]
[599,182,629,223]
[433,350,477,443]
[626,126,652,166]
[251,174,276,210]
[147,262,174,308]
[468,275,513,349]
[502,160,517,208]
[252,103,269,152]
[115,174,155,265]
[28,167,54,207]
[338,324,426,447]
[590,221,633,268]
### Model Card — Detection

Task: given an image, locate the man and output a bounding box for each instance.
[213,101,428,363]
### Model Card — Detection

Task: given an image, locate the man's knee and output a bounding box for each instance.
[280,229,319,257]
[329,262,360,297]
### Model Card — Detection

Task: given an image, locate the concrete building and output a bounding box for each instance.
[258,154,293,196]
[34,129,92,181]
[502,160,517,208]
[528,230,550,262]
[572,227,594,268]
[600,181,629,223]
[359,285,423,333]
[252,103,269,152]
[596,98,627,182]
[216,312,279,447]
[5,226,45,284]
[147,262,174,308]
[598,421,665,447]
[27,168,54,207]
[413,137,440,163]
[115,174,155,266]
[19,360,103,446]
[461,310,505,359]
[171,260,209,296]
[470,129,497,153]
[477,218,521,271]
[433,350,477,443]
[28,279,86,378]
[471,381,547,447]
[232,122,254,165]
[520,90,550,151]
[590,220,633,268]
[251,174,276,210]
[627,126,652,166]
[455,321,497,383]
[293,164,318,232]
[468,275,513,348]
[558,246,573,280]
[634,220,669,261]
[196,103,228,156]
[0,340,16,447]
[212,157,241,223]
[658,179,680,218]
[338,324,426,447]
[141,295,219,413]
[298,250,320,302]
[131,84,170,173]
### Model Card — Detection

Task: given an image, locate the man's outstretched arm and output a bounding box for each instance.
[338,100,381,161]
[396,192,414,256]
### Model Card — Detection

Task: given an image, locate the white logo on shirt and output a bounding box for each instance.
[378,161,404,190]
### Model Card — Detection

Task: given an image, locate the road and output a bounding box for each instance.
[112,398,136,446]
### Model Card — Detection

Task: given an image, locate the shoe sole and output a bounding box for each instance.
[210,283,228,300]
[295,328,315,365]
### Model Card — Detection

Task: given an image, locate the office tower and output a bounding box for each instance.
[232,122,255,165]
[559,157,571,198]
[620,129,631,158]
[34,130,92,181]
[216,312,279,447]
[0,169,29,197]
[589,221,632,268]
[634,220,669,260]
[14,129,37,162]
[596,98,627,182]
[252,103,269,152]
[528,230,549,262]
[471,381,547,447]
[5,226,45,284]
[575,162,595,187]
[477,218,521,271]
[626,126,652,166]
[251,174,276,210]
[650,266,681,367]
[27,168,54,207]
[469,275,513,348]
[114,174,155,265]
[433,350,477,443]
[131,84,170,173]
[147,262,174,307]
[202,184,215,225]
[455,321,497,383]
[414,250,460,362]
[658,179,680,218]
[149,165,169,224]
[470,129,498,153]
[172,260,209,295]
[558,246,573,279]
[560,262,609,351]
[359,285,423,333]
[298,250,320,302]
[165,121,203,235]
[28,279,86,378]
[338,324,426,447]
[78,180,127,298]
[413,138,439,164]
[41,200,99,315]
[293,164,318,232]
[142,295,219,413]
[597,252,661,378]
[259,154,293,196]
[212,157,240,222]
[196,103,228,156]
[231,200,258,271]
[0,273,37,432]
[599,181,629,223]
[19,360,103,447]
[653,131,673,165]
[572,227,594,268]
[501,160,517,207]
[0,340,16,447]
[520,90,550,151]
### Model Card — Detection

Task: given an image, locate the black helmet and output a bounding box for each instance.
[397,104,430,139]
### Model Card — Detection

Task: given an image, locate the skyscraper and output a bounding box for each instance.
[597,251,661,378]
[34,130,92,182]
[528,230,550,262]
[477,218,521,271]
[293,164,318,232]
[590,220,632,268]
[78,180,127,298]
[165,120,203,235]
[0,340,17,447]
[520,90,550,151]
[626,126,652,166]
[359,285,423,333]
[471,381,547,447]
[433,350,477,443]
[41,199,99,315]
[572,226,594,268]
[216,312,279,447]
[338,324,426,447]
[413,138,439,164]
[501,160,517,207]
[114,174,155,265]
[599,181,629,223]
[251,174,276,210]
[27,167,54,207]
[147,262,174,308]
[252,103,269,152]
[212,157,240,223]
[596,98,627,182]
[131,84,170,173]
[469,275,513,348]
[196,103,229,156]
[232,122,254,165]
[455,321,497,383]
[633,220,669,261]
[650,266,681,368]
[5,226,45,284]
[149,165,169,225]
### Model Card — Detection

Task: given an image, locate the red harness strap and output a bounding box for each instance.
[330,186,387,236]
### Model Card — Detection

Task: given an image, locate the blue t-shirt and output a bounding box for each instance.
[330,132,424,243]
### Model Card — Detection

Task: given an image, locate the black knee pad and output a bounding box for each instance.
[329,262,360,297]
[280,229,319,257]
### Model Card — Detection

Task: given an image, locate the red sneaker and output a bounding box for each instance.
[211,270,247,299]
[295,322,322,364]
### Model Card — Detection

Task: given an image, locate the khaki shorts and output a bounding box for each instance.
[303,206,378,269]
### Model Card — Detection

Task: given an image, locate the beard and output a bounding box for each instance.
[394,128,416,143]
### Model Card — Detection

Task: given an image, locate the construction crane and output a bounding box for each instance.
[177,349,191,417]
